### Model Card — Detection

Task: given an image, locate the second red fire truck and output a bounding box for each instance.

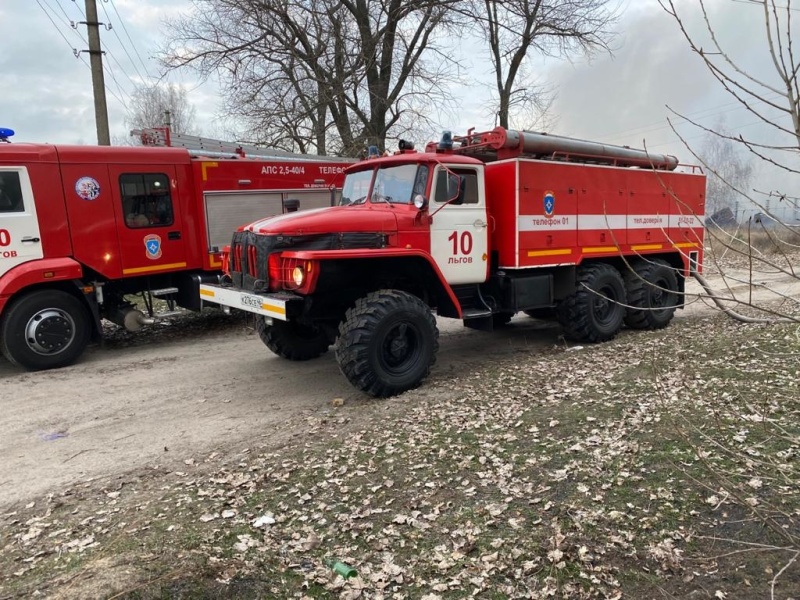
[0,132,350,371]
[201,127,706,397]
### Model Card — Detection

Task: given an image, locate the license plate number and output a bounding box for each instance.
[241,294,263,310]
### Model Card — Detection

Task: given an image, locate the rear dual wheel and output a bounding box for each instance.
[623,259,679,330]
[557,263,626,343]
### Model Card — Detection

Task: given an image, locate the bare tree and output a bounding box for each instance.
[465,0,618,129]
[162,0,460,156]
[700,119,755,219]
[660,0,800,324]
[658,2,800,585]
[126,83,198,135]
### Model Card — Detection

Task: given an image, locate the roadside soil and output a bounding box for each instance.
[0,311,562,511]
[0,263,796,512]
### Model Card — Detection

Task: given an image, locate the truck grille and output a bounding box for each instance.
[228,230,387,291]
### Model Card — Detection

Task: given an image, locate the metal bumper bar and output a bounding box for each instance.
[199,283,290,321]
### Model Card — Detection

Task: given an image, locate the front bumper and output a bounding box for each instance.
[199,283,298,321]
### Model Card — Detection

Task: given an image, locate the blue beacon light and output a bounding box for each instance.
[0,128,14,142]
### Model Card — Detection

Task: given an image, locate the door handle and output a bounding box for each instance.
[168,231,182,240]
[473,220,488,228]
[21,237,41,243]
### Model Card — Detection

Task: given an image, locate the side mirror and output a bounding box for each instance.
[446,173,460,203]
[445,174,466,204]
[413,194,428,210]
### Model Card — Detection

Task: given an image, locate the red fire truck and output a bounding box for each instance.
[200,127,706,397]
[0,135,350,370]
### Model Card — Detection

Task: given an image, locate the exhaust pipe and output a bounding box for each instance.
[108,305,157,331]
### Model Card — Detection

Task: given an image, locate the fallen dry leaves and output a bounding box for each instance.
[1,313,799,599]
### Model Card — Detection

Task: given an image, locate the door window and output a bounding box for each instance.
[119,173,173,228]
[0,172,25,212]
[433,168,479,205]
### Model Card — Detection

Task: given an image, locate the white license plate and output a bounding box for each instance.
[240,294,263,310]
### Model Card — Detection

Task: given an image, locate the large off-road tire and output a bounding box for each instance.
[335,290,439,398]
[0,290,90,371]
[623,259,679,330]
[256,317,330,361]
[557,263,625,343]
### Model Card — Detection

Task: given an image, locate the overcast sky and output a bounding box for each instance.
[2,0,796,200]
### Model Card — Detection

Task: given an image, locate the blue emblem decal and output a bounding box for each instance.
[144,234,162,260]
[543,191,555,217]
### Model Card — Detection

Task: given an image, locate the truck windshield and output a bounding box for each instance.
[372,164,424,204]
[340,163,429,206]
[340,170,373,205]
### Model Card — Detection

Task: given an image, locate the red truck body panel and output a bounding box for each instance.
[0,144,349,285]
[485,158,705,273]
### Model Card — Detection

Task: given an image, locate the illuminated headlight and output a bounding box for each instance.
[292,266,305,287]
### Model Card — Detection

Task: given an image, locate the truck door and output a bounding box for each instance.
[429,165,489,285]
[0,168,43,277]
[108,166,188,277]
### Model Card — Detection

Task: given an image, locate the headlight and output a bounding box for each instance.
[292,266,305,287]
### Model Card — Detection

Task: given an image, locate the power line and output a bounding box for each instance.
[38,0,82,48]
[97,30,142,89]
[60,0,141,94]
[45,0,89,47]
[729,0,800,13]
[63,0,138,100]
[108,0,154,80]
[69,0,85,18]
[102,56,133,106]
[36,0,127,108]
[44,0,141,121]
[99,0,148,82]
[52,0,75,22]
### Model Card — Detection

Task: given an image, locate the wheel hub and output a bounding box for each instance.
[383,323,415,368]
[24,308,76,356]
[651,281,666,308]
[594,289,613,321]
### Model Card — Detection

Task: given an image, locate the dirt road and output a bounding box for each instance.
[1,265,796,511]
[0,313,561,510]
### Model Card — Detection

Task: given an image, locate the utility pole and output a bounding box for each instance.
[82,0,110,145]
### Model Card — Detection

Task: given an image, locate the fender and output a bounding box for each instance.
[282,248,465,318]
[0,258,84,314]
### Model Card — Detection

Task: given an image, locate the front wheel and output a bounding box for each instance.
[557,263,625,343]
[0,290,91,370]
[256,317,330,361]
[335,290,439,397]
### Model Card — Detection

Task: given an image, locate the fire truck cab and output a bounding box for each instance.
[0,142,349,371]
[201,127,706,397]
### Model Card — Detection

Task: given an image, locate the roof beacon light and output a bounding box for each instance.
[438,130,453,151]
[0,128,14,143]
[367,145,380,159]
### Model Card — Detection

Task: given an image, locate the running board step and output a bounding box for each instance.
[462,308,492,319]
[151,287,179,296]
